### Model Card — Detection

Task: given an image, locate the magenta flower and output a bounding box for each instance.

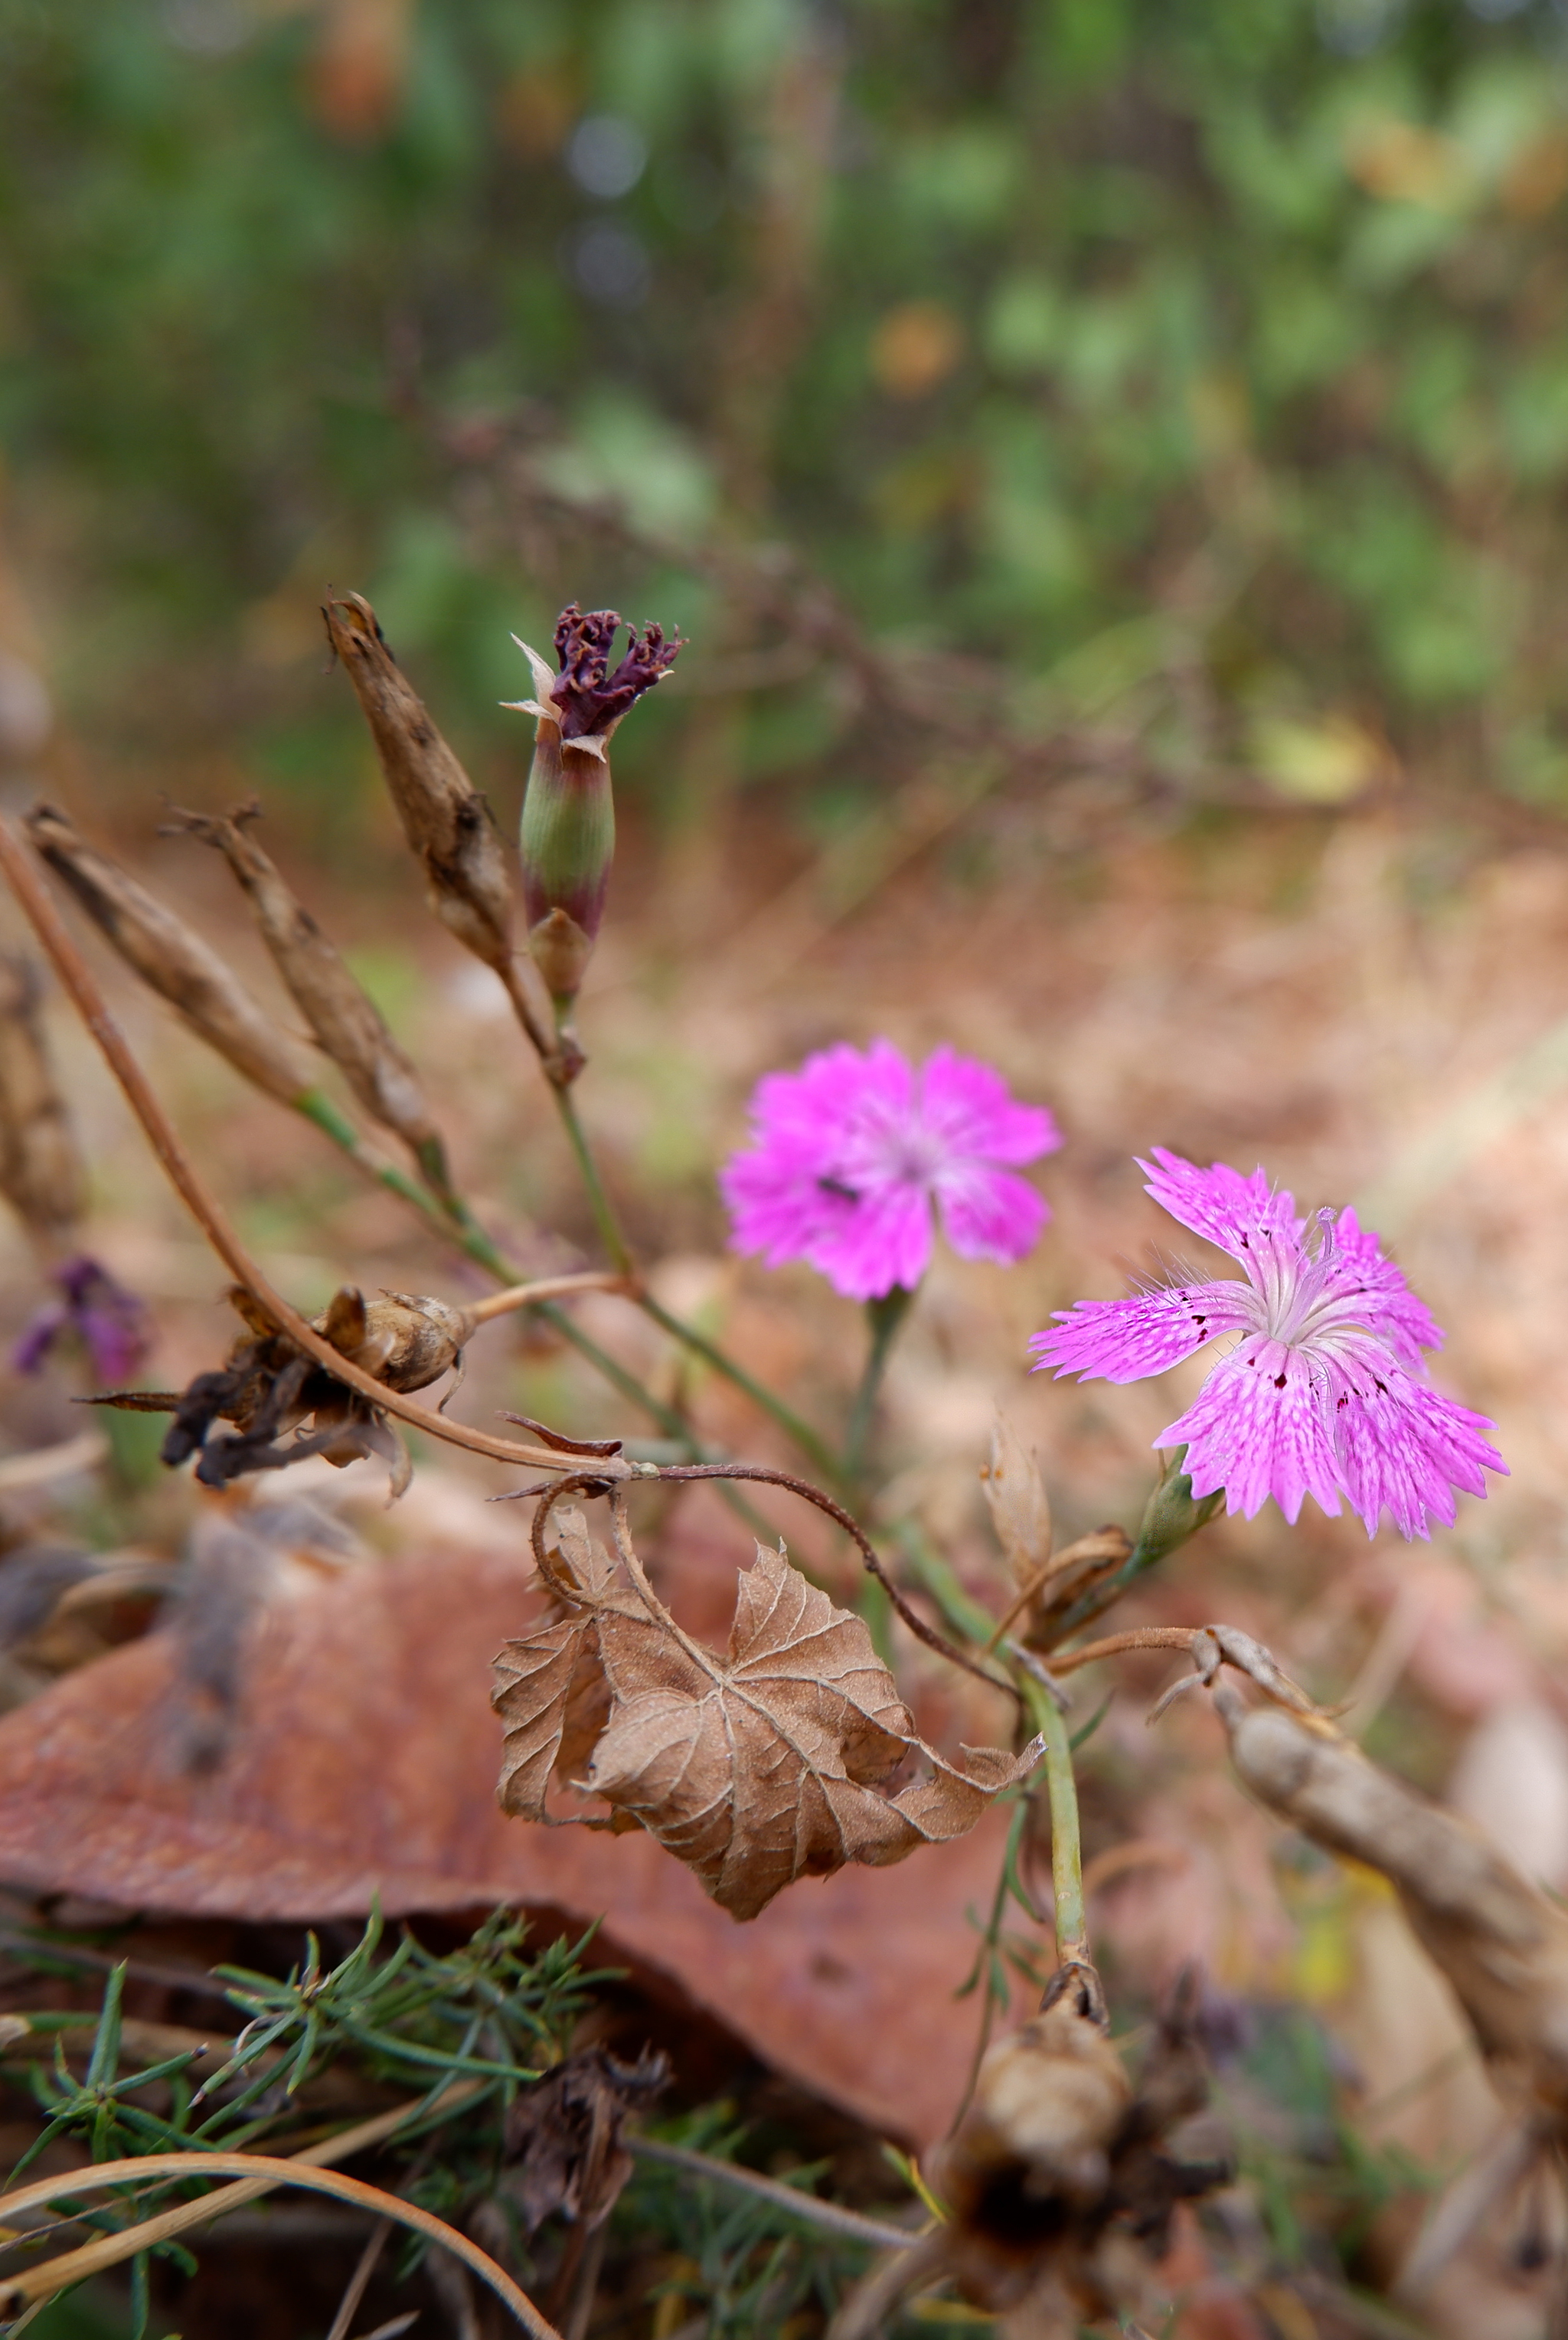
[1031,1149,1504,1541]
[720,1041,1060,1302]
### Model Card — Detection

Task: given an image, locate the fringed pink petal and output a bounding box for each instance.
[1327,1348,1506,1539]
[1138,1148,1301,1260]
[1033,1279,1252,1385]
[1156,1339,1343,1525]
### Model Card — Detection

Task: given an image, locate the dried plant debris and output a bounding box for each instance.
[0,952,85,1240]
[832,1969,1227,2340]
[164,802,443,1169]
[24,802,316,1106]
[493,1503,1041,1920]
[982,1409,1054,1588]
[322,593,514,978]
[504,2043,669,2233]
[98,1284,472,1493]
[1214,1682,1568,2126]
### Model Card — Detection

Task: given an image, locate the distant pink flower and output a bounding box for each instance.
[720,1041,1060,1302]
[14,1254,149,1387]
[1031,1148,1504,1541]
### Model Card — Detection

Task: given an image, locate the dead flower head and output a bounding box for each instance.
[103,1284,473,1495]
[922,1969,1228,2333]
[504,2042,669,2233]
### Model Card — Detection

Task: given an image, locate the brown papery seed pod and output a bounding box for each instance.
[0,953,87,1244]
[24,804,316,1107]
[322,593,514,974]
[317,1285,475,1393]
[165,804,441,1165]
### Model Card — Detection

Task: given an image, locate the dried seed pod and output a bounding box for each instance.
[1216,1686,1568,2121]
[322,593,514,975]
[940,1979,1132,2227]
[1026,1525,1134,1650]
[24,804,315,1106]
[317,1286,474,1394]
[982,1407,1053,1584]
[0,953,86,1242]
[164,805,441,1165]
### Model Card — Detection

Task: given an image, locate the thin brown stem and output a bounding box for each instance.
[0,2152,557,2335]
[469,1272,626,1322]
[1047,1629,1198,1675]
[0,819,586,1482]
[647,1462,1020,1704]
[325,2217,392,2340]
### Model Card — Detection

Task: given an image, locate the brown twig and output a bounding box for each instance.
[0,2152,557,2333]
[0,819,596,1482]
[1047,1629,1200,1675]
[469,1273,626,1322]
[648,1462,1020,1702]
[325,2216,393,2340]
[525,1462,1016,1701]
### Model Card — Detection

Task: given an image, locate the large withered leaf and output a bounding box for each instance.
[492,1509,1037,1922]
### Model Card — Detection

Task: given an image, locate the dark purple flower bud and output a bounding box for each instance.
[504,605,683,1008]
[549,604,682,741]
[14,1254,150,1386]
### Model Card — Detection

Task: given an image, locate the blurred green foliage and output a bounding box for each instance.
[3,0,1568,816]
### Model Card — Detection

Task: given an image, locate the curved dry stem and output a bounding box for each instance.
[648,1462,1020,1704]
[0,2152,557,2335]
[469,1273,627,1322]
[0,819,594,1482]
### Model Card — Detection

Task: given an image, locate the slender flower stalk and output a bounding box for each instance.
[1034,1149,1505,1539]
[1018,1668,1087,1971]
[845,1284,916,1482]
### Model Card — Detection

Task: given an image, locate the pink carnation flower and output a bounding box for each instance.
[720,1041,1060,1302]
[1031,1148,1504,1541]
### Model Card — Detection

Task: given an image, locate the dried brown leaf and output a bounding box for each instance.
[504,2044,668,2233]
[493,1508,1039,1921]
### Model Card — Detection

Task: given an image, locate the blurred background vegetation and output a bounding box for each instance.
[5,0,1568,849]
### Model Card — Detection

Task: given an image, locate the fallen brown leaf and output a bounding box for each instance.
[0,1498,1037,2146]
[493,1504,1039,1921]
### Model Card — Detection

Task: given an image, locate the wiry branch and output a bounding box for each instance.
[0,819,599,1482]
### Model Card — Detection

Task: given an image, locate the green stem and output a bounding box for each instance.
[950,1794,1032,2132]
[550,1083,634,1279]
[845,1286,915,1483]
[1019,1673,1087,1969]
[548,1082,844,1486]
[1049,1446,1225,1644]
[291,1090,714,1462]
[295,1090,516,1284]
[894,1518,999,1646]
[637,1290,843,1487]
